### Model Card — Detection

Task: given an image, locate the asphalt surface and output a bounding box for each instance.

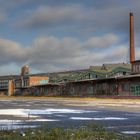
[0,98,140,136]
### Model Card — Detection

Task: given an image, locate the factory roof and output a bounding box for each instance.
[89,63,131,72]
[117,73,140,79]
[0,75,20,80]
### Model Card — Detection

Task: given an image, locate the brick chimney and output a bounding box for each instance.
[130,12,135,63]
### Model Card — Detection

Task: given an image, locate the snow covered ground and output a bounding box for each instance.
[0,98,139,135]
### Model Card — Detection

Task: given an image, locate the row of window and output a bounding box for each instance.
[0,81,9,88]
[121,83,130,91]
[15,79,29,87]
[23,80,29,87]
[132,64,140,73]
[131,85,140,95]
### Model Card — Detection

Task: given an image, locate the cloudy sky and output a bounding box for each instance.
[0,0,140,75]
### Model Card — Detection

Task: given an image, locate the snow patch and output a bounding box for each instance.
[0,119,59,130]
[70,117,127,120]
[0,108,96,118]
[1,125,38,130]
[29,119,59,122]
[121,131,140,134]
[0,109,37,118]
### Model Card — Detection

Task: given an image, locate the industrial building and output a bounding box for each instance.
[0,65,50,96]
[0,12,140,97]
[34,63,130,83]
[0,63,131,96]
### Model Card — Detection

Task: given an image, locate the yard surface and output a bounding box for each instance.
[0,97,140,138]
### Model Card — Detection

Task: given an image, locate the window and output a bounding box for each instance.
[23,80,29,87]
[15,80,21,88]
[123,72,126,75]
[133,65,136,72]
[0,80,9,89]
[122,83,130,91]
[139,65,140,72]
[136,65,139,72]
[131,85,140,95]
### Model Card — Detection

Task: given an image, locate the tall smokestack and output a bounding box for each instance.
[130,12,135,63]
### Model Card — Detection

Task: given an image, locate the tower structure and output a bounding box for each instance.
[130,12,135,63]
[21,65,30,76]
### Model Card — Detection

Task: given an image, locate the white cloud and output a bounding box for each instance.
[0,39,26,61]
[103,45,129,63]
[85,34,119,48]
[0,33,130,74]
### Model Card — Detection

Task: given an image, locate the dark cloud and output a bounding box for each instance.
[12,0,140,37]
[15,5,90,29]
[0,0,28,10]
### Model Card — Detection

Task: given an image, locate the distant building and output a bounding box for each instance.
[0,75,19,95]
[49,63,131,83]
[0,12,139,97]
[15,75,49,88]
[131,60,140,74]
[89,63,131,79]
[0,66,49,96]
[0,63,131,96]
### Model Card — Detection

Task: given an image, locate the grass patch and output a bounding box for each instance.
[0,123,139,140]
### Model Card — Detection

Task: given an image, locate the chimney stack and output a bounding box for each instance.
[130,12,135,63]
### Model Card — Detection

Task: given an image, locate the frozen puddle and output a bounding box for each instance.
[70,117,127,120]
[121,131,140,134]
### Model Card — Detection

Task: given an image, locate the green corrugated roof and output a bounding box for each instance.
[89,66,102,71]
[89,63,131,72]
[40,63,131,83]
[102,63,131,70]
